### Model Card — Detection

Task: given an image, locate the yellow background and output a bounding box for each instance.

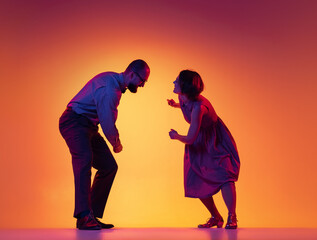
[1,0,316,228]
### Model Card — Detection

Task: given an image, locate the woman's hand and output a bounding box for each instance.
[167,99,180,108]
[169,129,179,139]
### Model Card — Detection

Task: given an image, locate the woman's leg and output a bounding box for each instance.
[221,181,238,229]
[199,196,221,218]
[220,181,236,215]
[198,196,224,228]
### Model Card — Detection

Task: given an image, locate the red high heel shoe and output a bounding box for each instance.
[225,213,238,229]
[198,216,224,228]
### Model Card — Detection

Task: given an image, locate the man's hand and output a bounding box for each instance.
[113,143,123,153]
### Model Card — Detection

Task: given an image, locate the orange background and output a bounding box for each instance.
[1,0,316,228]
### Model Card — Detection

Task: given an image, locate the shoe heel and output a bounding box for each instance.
[217,221,224,228]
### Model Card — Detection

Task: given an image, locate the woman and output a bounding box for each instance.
[168,70,240,229]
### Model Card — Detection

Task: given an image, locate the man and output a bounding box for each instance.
[59,59,150,230]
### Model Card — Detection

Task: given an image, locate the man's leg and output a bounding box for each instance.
[60,110,94,218]
[90,132,118,218]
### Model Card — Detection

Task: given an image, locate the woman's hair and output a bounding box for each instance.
[179,70,204,100]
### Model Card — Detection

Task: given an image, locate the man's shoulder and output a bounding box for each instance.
[93,71,117,81]
[91,72,122,101]
[91,72,119,88]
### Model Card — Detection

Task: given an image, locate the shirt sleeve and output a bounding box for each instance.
[94,86,121,147]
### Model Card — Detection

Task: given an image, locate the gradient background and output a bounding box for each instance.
[1,0,316,228]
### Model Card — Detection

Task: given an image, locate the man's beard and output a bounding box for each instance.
[128,83,138,93]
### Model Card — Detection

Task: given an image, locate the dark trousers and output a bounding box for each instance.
[59,108,118,218]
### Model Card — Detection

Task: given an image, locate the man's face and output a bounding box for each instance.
[128,71,147,93]
[127,82,138,93]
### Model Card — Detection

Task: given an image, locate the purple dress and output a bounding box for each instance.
[179,95,240,198]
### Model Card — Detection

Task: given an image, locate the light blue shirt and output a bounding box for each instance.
[68,72,126,147]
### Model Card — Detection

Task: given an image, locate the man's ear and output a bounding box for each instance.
[127,70,134,78]
[124,70,133,83]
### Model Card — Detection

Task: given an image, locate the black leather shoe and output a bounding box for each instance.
[198,216,224,228]
[225,213,238,229]
[76,212,101,230]
[94,217,114,229]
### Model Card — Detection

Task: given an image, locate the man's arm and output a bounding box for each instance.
[95,87,123,153]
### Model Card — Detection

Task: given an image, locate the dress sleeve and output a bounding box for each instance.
[94,86,120,147]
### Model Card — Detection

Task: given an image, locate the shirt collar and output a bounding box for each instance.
[116,73,127,93]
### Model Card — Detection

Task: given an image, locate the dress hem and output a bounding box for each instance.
[184,181,235,199]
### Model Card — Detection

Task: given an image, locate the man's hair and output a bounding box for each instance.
[179,70,204,100]
[126,59,150,74]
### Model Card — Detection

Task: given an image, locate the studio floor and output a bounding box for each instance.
[0,228,317,240]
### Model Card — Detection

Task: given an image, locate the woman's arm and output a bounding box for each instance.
[167,99,181,108]
[169,104,205,144]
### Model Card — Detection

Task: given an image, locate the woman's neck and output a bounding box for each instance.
[180,94,202,103]
[179,94,190,104]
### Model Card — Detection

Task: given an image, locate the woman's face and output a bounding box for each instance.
[173,76,181,94]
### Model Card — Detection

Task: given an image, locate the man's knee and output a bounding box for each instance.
[97,162,118,177]
[110,162,118,175]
